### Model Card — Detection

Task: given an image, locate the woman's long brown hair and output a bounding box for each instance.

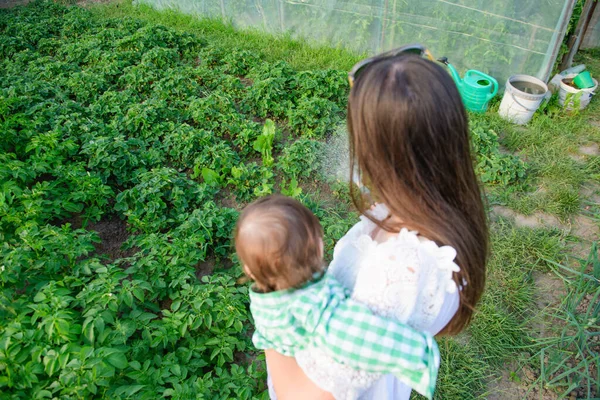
[348,55,488,335]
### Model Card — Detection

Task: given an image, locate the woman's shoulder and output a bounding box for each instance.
[350,226,461,329]
[328,203,460,293]
[358,227,461,293]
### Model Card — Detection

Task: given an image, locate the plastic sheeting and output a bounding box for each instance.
[137,0,575,85]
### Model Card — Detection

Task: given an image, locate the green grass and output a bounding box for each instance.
[428,337,490,400]
[524,243,600,398]
[477,106,599,218]
[467,221,565,362]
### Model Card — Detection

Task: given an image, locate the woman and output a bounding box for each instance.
[267,47,488,399]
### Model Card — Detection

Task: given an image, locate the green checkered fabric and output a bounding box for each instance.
[249,275,440,399]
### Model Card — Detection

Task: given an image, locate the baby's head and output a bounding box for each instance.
[234,195,324,293]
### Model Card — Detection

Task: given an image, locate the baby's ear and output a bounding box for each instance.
[243,265,256,280]
[236,275,251,285]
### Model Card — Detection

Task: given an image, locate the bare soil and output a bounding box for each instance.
[578,143,599,156]
[0,0,32,9]
[195,258,215,280]
[215,187,241,209]
[492,206,561,229]
[87,216,136,261]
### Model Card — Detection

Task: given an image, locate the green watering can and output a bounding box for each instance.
[438,57,498,113]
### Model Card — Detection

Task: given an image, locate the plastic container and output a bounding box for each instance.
[573,71,594,89]
[548,64,586,92]
[498,75,548,125]
[440,58,498,113]
[562,64,587,75]
[459,70,499,112]
[558,74,598,110]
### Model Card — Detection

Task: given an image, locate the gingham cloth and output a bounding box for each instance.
[249,275,440,399]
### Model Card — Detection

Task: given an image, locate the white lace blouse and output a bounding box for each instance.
[267,204,461,400]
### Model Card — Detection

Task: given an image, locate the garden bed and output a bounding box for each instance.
[0,1,598,399]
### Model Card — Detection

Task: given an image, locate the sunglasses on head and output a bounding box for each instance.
[348,44,435,88]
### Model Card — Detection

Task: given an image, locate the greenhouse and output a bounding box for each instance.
[138,0,577,84]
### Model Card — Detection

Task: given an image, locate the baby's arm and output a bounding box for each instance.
[291,277,439,399]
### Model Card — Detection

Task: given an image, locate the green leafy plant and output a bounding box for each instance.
[242,61,297,118]
[253,119,276,167]
[292,70,348,107]
[191,140,239,182]
[114,168,214,232]
[287,97,342,138]
[227,163,274,202]
[470,120,527,186]
[281,177,302,198]
[221,49,261,76]
[201,167,221,186]
[277,138,324,179]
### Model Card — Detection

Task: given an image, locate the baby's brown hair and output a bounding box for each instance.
[234,195,324,293]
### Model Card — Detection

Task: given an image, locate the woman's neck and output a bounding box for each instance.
[369,213,406,243]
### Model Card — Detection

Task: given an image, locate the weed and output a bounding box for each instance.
[525,243,600,398]
[253,119,276,167]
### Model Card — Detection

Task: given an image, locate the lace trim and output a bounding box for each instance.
[353,203,460,296]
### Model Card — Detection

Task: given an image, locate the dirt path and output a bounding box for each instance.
[0,0,32,9]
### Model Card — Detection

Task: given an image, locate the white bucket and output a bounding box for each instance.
[498,75,548,125]
[558,73,598,110]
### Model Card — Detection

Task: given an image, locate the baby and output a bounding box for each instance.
[234,195,440,400]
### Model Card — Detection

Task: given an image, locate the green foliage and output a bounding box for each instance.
[494,97,595,218]
[230,120,262,158]
[253,119,276,167]
[242,61,297,118]
[161,124,212,169]
[221,49,261,76]
[191,140,239,185]
[189,93,238,132]
[470,120,527,186]
[292,70,348,106]
[524,242,600,399]
[227,163,275,202]
[281,177,302,199]
[114,168,214,233]
[0,2,562,398]
[0,3,267,398]
[277,138,324,179]
[287,97,342,138]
